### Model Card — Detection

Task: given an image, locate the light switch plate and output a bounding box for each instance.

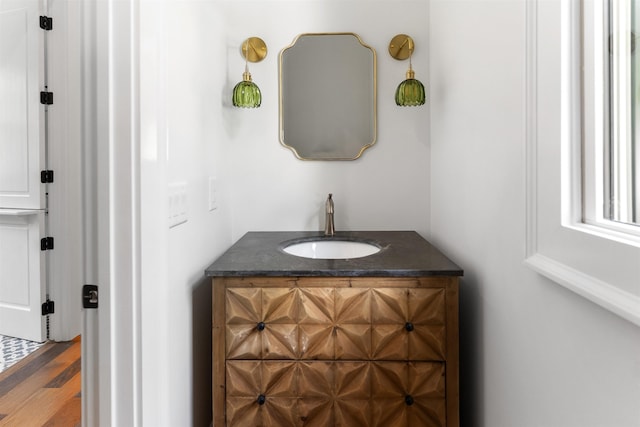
[208,176,218,211]
[168,182,188,228]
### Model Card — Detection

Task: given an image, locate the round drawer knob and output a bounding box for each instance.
[257,394,266,405]
[405,322,414,332]
[405,395,414,406]
[256,322,266,331]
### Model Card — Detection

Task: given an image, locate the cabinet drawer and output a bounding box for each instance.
[225,287,446,361]
[225,360,446,427]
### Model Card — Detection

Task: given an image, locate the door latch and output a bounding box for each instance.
[83,285,98,309]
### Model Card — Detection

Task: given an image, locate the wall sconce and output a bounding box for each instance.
[232,37,267,108]
[388,34,425,107]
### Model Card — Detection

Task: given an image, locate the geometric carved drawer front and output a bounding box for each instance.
[371,288,446,360]
[371,361,446,427]
[226,288,299,359]
[225,361,446,427]
[226,287,446,361]
[226,361,298,426]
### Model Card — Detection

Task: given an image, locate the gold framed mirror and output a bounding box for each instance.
[279,33,377,160]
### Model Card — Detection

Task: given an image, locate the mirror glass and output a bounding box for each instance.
[279,33,377,160]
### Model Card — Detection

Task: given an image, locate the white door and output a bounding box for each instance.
[0,0,47,342]
[0,0,46,209]
[0,212,46,341]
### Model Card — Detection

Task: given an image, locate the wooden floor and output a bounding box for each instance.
[0,336,81,427]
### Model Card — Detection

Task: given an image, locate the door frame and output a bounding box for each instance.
[81,0,142,425]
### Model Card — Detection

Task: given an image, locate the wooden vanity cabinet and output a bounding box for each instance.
[213,276,459,427]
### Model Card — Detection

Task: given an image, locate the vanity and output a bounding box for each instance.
[205,231,463,427]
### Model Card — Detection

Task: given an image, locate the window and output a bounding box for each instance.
[607,0,640,226]
[582,0,640,240]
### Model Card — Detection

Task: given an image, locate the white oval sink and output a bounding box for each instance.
[283,240,381,259]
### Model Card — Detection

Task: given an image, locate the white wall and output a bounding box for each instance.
[430,1,640,426]
[140,2,230,426]
[221,1,431,238]
[139,1,430,426]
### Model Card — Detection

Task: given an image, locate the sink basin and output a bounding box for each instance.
[283,239,381,259]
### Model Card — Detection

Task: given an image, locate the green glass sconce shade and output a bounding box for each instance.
[232,37,267,109]
[395,68,425,106]
[232,70,261,108]
[389,34,426,107]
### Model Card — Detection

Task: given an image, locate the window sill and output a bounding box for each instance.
[525,253,640,327]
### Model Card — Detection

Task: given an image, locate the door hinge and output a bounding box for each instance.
[42,299,55,315]
[40,91,54,105]
[41,170,54,183]
[39,16,53,31]
[83,285,99,309]
[41,237,54,251]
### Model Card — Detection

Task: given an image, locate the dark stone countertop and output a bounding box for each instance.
[205,231,463,278]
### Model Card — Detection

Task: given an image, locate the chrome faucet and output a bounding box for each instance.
[324,193,335,236]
